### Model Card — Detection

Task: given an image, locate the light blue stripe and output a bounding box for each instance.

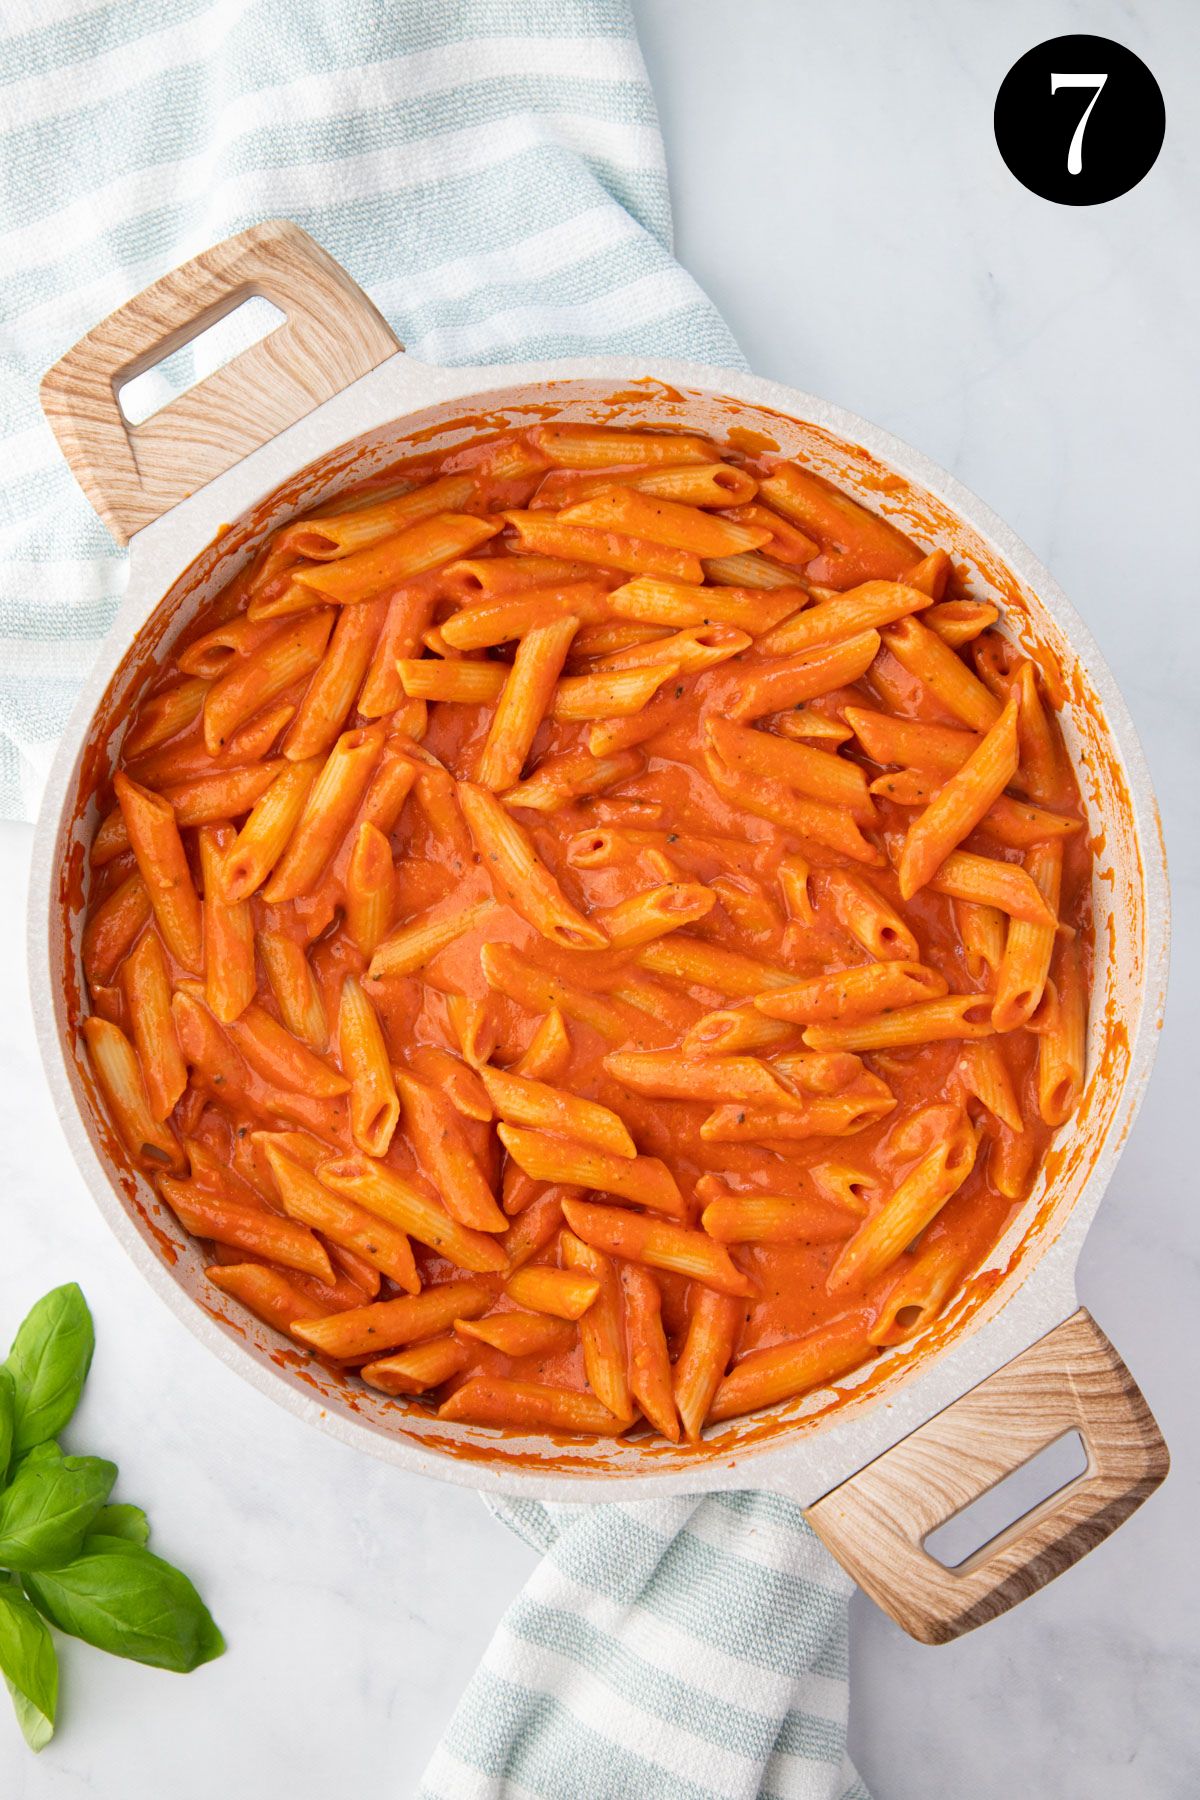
[433,1665,717,1800]
[773,1707,855,1765]
[5,146,670,330]
[0,0,210,84]
[506,1596,782,1759]
[548,1508,849,1676]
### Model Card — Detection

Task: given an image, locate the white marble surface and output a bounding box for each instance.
[4,1,1199,1793]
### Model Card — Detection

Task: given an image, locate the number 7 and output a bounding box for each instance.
[1051,72,1108,175]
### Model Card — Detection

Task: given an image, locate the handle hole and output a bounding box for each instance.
[922,1428,1089,1570]
[116,295,286,426]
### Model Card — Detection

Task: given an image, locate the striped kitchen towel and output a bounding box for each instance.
[0,0,740,820]
[422,1493,867,1800]
[3,3,866,1795]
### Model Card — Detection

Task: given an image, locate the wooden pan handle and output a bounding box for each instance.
[40,219,400,544]
[805,1309,1168,1644]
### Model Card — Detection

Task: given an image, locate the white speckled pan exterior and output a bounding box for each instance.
[29,351,1169,1506]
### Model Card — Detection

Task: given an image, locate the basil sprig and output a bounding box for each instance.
[0,1285,224,1751]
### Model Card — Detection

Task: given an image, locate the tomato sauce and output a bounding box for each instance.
[78,424,1093,1438]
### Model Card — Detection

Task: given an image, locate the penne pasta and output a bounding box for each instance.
[727,631,881,722]
[881,616,1002,732]
[991,839,1063,1031]
[552,661,682,721]
[395,1072,506,1233]
[83,871,151,988]
[674,1288,742,1442]
[702,551,798,590]
[802,995,996,1052]
[757,462,917,586]
[501,1195,568,1274]
[407,1046,493,1122]
[205,1263,336,1340]
[317,1156,508,1274]
[897,693,1019,897]
[476,612,579,790]
[457,782,608,950]
[223,1000,349,1097]
[757,579,933,658]
[264,1145,419,1293]
[344,820,396,956]
[368,895,494,983]
[160,1177,334,1284]
[562,1199,754,1298]
[360,1335,469,1395]
[445,994,500,1072]
[501,747,642,813]
[511,1006,571,1081]
[621,1262,680,1441]
[481,942,634,1041]
[279,474,477,560]
[439,1377,628,1436]
[84,1004,185,1169]
[560,1229,634,1422]
[531,423,717,467]
[700,1089,896,1141]
[455,1312,575,1357]
[505,1264,599,1320]
[337,975,400,1158]
[754,961,949,1025]
[924,599,1000,647]
[113,772,203,972]
[220,756,322,903]
[827,1114,978,1293]
[292,1281,492,1360]
[560,485,770,556]
[293,513,500,604]
[503,510,704,584]
[591,880,715,950]
[956,899,1008,983]
[1038,937,1086,1126]
[498,1125,685,1219]
[118,930,188,1128]
[700,1191,856,1245]
[482,1065,635,1159]
[587,622,752,676]
[203,609,333,754]
[927,849,1058,926]
[282,593,389,759]
[257,929,328,1050]
[606,574,797,634]
[122,676,208,759]
[705,716,876,821]
[262,724,384,904]
[78,421,1092,1450]
[708,1312,874,1422]
[702,745,883,865]
[198,825,256,1023]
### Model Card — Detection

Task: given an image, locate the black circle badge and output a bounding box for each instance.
[994,35,1165,205]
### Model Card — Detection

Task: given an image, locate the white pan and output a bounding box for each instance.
[29,222,1170,1644]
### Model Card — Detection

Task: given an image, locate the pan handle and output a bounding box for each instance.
[803,1308,1168,1644]
[40,220,400,545]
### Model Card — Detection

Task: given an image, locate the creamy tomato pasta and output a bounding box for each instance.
[79,421,1090,1442]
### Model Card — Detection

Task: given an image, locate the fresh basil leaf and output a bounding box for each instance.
[6,1682,55,1754]
[4,1285,95,1457]
[0,1367,14,1488]
[23,1545,224,1673]
[0,1455,116,1570]
[0,1585,57,1752]
[12,1442,64,1477]
[86,1503,150,1547]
